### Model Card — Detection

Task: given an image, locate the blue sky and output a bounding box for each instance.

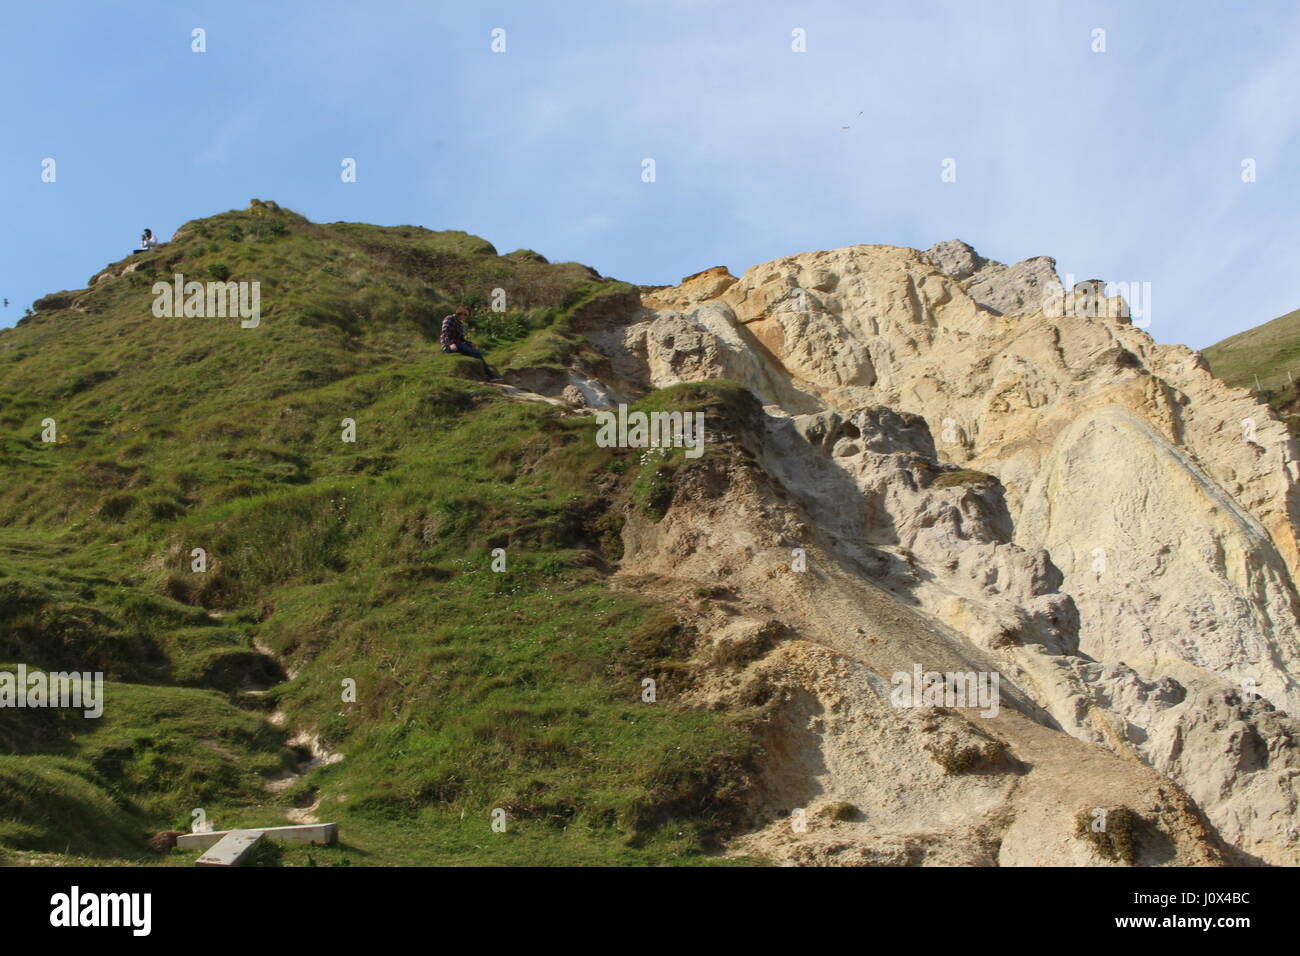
[1,0,1296,348]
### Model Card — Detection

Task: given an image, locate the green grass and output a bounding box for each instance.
[0,201,764,865]
[0,756,143,857]
[1202,306,1300,392]
[500,279,639,370]
[1203,305,1300,434]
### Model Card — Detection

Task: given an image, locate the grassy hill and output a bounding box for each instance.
[0,201,760,866]
[1203,306,1300,434]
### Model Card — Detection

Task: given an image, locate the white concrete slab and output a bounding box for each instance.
[177,822,339,851]
[195,830,263,867]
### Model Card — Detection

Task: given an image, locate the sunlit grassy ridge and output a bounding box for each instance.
[0,201,759,865]
[1203,305,1300,435]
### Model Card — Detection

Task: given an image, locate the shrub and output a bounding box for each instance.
[932,468,997,489]
[1075,807,1142,863]
[818,801,859,822]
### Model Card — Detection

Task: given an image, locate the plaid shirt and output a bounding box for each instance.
[440,313,468,346]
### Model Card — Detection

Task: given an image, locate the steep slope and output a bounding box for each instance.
[0,202,752,865]
[608,389,1226,864]
[3,208,1295,867]
[561,241,1300,864]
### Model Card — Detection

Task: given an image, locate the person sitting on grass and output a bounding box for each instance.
[440,305,499,379]
[134,228,161,253]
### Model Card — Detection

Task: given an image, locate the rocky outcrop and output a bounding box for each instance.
[576,240,1300,864]
[613,397,1229,865]
[961,255,1063,317]
[922,239,987,282]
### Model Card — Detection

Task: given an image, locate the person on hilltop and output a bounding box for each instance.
[134,228,161,253]
[440,305,500,379]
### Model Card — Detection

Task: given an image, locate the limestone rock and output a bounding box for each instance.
[924,239,987,281]
[962,256,1063,316]
[572,237,1300,865]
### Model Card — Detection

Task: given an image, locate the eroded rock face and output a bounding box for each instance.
[962,255,1063,317]
[601,243,1300,702]
[613,406,1228,865]
[579,239,1300,864]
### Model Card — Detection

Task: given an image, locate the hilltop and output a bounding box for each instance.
[3,209,1299,867]
[0,201,748,865]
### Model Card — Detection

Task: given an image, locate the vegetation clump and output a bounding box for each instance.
[818,801,860,822]
[1074,807,1143,864]
[932,468,997,489]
